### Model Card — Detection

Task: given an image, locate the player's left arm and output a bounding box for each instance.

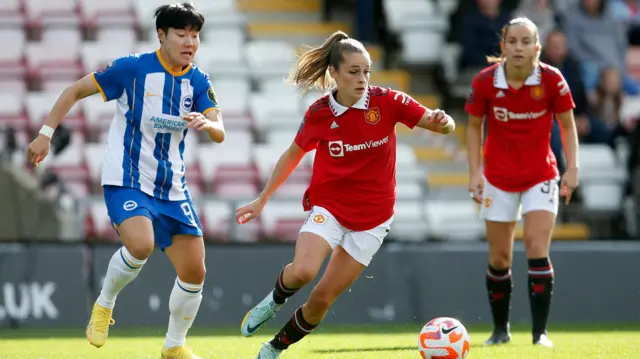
[552,69,580,202]
[390,89,455,134]
[189,73,225,143]
[552,72,579,171]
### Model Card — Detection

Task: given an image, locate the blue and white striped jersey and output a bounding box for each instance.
[92,50,218,201]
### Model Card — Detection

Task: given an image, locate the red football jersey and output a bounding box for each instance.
[464,62,575,192]
[294,86,427,231]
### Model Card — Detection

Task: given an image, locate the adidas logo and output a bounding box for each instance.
[496,91,505,98]
[330,121,339,129]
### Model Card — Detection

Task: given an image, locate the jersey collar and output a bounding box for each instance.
[328,87,370,117]
[493,63,541,89]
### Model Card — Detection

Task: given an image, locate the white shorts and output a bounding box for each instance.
[299,206,393,266]
[479,178,559,222]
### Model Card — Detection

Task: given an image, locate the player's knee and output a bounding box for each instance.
[489,250,512,269]
[178,262,206,284]
[523,237,550,258]
[290,264,318,285]
[124,240,154,260]
[307,288,336,312]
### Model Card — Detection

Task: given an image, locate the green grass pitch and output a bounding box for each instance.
[0,324,638,359]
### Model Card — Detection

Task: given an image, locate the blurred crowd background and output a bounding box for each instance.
[0,0,638,244]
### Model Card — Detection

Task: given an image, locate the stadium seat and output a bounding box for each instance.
[197,129,256,187]
[249,91,301,132]
[42,78,77,93]
[81,94,118,133]
[202,28,245,48]
[370,70,411,92]
[25,91,85,131]
[383,0,448,32]
[265,128,297,146]
[514,223,590,241]
[81,41,134,73]
[580,183,625,213]
[25,40,83,81]
[390,200,429,241]
[95,28,137,48]
[215,181,259,199]
[79,0,136,27]
[396,144,423,181]
[258,78,298,97]
[24,0,80,27]
[0,79,26,95]
[0,0,23,25]
[246,21,350,44]
[425,171,468,189]
[0,29,26,79]
[260,200,306,241]
[194,44,249,78]
[88,200,117,239]
[400,31,444,65]
[43,132,88,182]
[253,143,311,183]
[201,199,233,240]
[41,27,82,48]
[210,78,251,118]
[244,40,296,80]
[396,180,423,200]
[424,200,484,241]
[84,142,104,185]
[0,93,28,130]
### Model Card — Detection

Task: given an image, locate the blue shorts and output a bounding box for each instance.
[103,185,203,250]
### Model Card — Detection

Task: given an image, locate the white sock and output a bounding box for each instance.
[164,278,203,349]
[96,247,146,309]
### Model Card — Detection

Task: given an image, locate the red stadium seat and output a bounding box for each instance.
[0,0,24,26]
[0,29,26,80]
[25,40,83,84]
[43,131,89,183]
[260,201,306,241]
[0,93,28,130]
[215,181,259,199]
[24,0,80,28]
[25,91,86,132]
[88,200,118,240]
[201,200,233,240]
[81,41,134,73]
[79,0,136,28]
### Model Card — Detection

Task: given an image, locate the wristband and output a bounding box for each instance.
[39,125,55,139]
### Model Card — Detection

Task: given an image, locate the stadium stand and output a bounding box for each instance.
[0,0,638,243]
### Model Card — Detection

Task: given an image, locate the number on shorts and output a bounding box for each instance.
[540,180,551,194]
[180,202,198,227]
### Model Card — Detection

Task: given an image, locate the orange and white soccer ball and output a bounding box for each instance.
[418,317,470,359]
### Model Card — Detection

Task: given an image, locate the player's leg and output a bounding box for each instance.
[241,207,338,338]
[159,197,207,359]
[87,186,155,348]
[259,216,390,358]
[521,178,559,348]
[479,180,520,345]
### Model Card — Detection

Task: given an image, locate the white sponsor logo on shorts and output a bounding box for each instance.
[123,200,138,211]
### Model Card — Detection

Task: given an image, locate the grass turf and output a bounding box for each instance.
[0,324,638,359]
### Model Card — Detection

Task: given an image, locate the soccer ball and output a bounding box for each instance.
[418,317,470,359]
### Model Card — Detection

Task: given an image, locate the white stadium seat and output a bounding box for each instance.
[424,200,484,241]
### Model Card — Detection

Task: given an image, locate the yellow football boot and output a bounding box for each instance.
[86,302,115,348]
[161,346,203,359]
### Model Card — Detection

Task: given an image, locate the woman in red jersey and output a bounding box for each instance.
[235,31,455,359]
[465,17,579,348]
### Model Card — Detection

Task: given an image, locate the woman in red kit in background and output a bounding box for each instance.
[235,30,456,359]
[465,17,580,348]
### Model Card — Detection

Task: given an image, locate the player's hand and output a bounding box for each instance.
[26,135,51,168]
[183,112,209,131]
[236,197,267,224]
[428,109,449,126]
[468,172,484,204]
[560,167,579,204]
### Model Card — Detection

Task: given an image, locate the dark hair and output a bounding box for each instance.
[594,67,622,122]
[486,17,540,64]
[289,31,369,93]
[155,2,205,35]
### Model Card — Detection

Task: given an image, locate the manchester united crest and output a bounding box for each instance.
[530,86,544,100]
[364,107,381,125]
[484,197,492,209]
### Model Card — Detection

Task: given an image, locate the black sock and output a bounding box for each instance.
[528,257,554,337]
[270,307,318,351]
[272,268,300,305]
[486,265,512,332]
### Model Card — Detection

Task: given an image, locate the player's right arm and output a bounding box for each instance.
[465,75,488,203]
[27,56,136,166]
[235,113,318,224]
